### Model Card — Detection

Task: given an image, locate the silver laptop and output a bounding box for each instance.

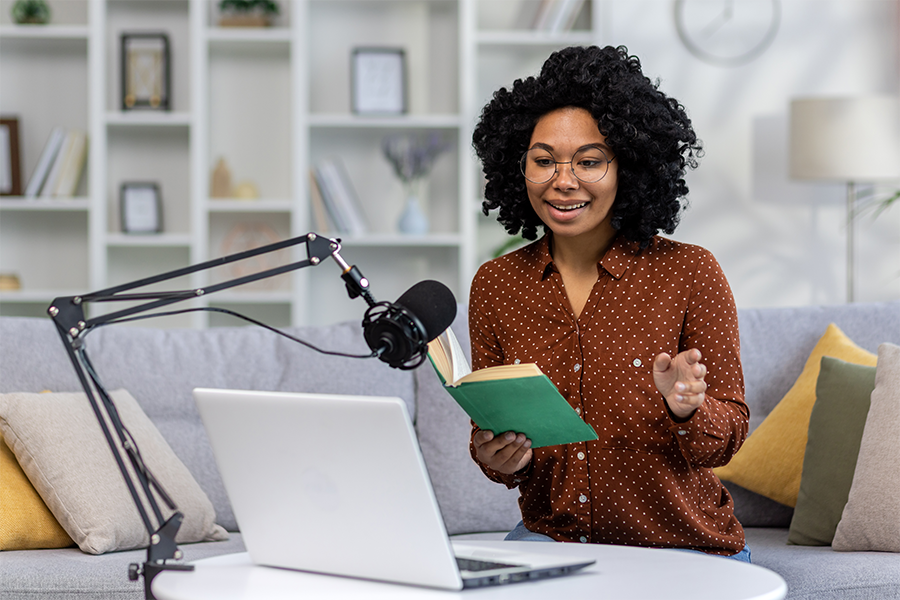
[193,388,594,590]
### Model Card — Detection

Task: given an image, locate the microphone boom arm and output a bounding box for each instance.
[47,233,372,600]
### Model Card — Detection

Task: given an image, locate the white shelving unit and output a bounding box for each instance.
[0,0,599,327]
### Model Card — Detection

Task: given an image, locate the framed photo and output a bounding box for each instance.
[351,48,407,115]
[120,182,162,234]
[121,33,170,111]
[0,117,22,196]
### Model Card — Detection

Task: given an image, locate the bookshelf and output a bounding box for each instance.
[0,0,598,326]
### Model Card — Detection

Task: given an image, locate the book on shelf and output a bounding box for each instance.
[427,327,598,448]
[312,157,367,235]
[51,130,88,197]
[24,126,65,198]
[532,0,586,32]
[36,129,88,199]
[308,169,336,232]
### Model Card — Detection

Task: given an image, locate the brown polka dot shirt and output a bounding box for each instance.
[468,233,748,555]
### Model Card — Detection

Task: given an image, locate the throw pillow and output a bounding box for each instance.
[0,431,74,550]
[714,323,877,507]
[787,357,876,545]
[0,389,228,554]
[833,343,900,552]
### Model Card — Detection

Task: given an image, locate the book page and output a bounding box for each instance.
[444,327,471,383]
[427,328,471,384]
[457,363,542,385]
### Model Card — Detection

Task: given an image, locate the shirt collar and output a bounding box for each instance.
[533,233,641,281]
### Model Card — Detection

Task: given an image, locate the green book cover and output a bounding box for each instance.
[427,330,598,448]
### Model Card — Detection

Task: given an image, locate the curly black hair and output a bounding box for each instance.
[472,45,702,247]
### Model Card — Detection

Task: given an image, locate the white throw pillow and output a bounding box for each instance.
[833,343,900,552]
[0,389,228,554]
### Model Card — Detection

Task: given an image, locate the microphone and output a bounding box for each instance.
[363,280,457,370]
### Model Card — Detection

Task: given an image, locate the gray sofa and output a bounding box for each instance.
[1,300,898,600]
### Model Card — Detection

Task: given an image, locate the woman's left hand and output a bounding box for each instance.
[653,349,707,420]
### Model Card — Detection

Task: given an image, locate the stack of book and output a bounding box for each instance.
[24,127,88,199]
[531,0,586,33]
[309,157,367,235]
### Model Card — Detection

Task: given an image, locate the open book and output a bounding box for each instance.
[427,328,598,448]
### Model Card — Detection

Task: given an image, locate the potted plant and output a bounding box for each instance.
[218,0,279,28]
[11,0,50,25]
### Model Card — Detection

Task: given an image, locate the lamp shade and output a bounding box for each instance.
[790,96,900,182]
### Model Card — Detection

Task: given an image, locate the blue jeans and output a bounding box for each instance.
[504,521,751,563]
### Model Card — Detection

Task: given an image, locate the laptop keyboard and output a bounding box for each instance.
[456,557,518,572]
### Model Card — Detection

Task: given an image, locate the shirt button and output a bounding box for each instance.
[577,452,585,460]
[677,430,688,436]
[514,359,521,364]
[574,363,581,372]
[579,536,588,543]
[632,358,642,367]
[575,407,582,415]
[579,494,588,503]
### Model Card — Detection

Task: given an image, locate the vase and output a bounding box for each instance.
[397,193,429,235]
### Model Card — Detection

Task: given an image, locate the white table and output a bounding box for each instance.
[152,541,787,600]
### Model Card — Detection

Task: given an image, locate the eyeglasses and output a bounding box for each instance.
[519,146,614,184]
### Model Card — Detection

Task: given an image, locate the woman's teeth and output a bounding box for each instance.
[550,202,587,212]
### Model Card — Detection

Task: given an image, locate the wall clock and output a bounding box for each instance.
[674,0,781,67]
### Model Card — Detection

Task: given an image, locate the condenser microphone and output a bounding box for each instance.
[363,279,457,369]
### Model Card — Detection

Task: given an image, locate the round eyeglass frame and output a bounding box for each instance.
[519,146,615,184]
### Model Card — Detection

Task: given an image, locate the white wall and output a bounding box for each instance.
[595,0,899,307]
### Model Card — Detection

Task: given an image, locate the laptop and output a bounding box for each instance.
[193,388,595,590]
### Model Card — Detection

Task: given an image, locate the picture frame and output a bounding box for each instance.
[120,182,163,234]
[0,117,22,196]
[121,33,171,111]
[351,47,407,115]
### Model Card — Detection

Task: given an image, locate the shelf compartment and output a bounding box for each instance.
[310,127,459,236]
[0,210,89,293]
[309,0,459,117]
[208,39,291,201]
[107,126,191,236]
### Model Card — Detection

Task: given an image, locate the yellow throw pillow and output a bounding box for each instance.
[715,323,877,507]
[0,431,74,550]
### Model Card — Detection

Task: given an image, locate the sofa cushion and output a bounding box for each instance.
[0,316,416,533]
[745,527,900,600]
[715,323,876,507]
[833,343,900,552]
[0,534,246,600]
[788,357,875,546]
[0,431,74,551]
[0,389,228,554]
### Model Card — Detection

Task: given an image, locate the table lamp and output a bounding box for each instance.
[789,95,900,302]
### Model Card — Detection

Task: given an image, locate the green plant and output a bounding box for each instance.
[218,0,279,16]
[855,186,900,220]
[11,0,50,24]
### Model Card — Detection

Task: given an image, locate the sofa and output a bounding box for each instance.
[0,299,898,600]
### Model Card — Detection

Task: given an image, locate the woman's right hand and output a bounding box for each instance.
[472,430,533,474]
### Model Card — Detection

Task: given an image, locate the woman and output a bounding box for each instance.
[469,45,750,560]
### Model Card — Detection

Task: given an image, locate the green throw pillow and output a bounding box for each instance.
[788,356,877,546]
